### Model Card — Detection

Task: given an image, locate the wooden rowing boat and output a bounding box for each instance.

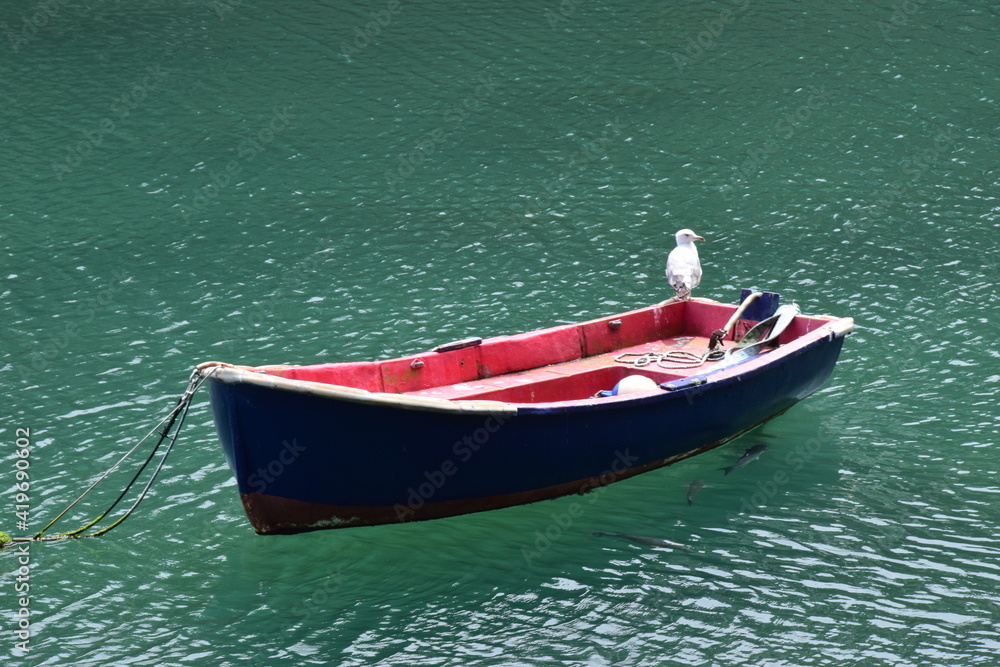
[201,290,853,534]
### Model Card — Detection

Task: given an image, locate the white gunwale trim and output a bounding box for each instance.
[828,317,855,339]
[196,312,851,415]
[207,365,518,416]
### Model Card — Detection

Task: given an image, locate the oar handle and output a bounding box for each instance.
[721,291,762,337]
[709,292,763,350]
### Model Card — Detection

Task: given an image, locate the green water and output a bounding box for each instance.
[2,1,998,665]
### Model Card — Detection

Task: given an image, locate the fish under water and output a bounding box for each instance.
[686,479,705,505]
[719,444,768,475]
[593,531,692,551]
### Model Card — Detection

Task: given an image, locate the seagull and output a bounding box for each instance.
[665,228,705,301]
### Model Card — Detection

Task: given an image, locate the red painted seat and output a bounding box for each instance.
[477,323,583,378]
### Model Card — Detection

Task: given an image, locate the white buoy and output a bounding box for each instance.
[613,375,659,395]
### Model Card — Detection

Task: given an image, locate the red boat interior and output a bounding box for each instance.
[256,299,836,405]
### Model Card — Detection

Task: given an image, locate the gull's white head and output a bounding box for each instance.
[675,229,705,245]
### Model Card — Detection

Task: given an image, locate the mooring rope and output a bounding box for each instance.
[0,366,216,550]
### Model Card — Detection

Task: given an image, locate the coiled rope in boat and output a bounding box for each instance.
[0,366,217,551]
[614,348,727,369]
[616,292,764,370]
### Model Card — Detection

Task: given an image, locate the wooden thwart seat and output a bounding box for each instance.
[405,334,729,403]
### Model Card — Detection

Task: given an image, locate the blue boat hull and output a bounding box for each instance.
[206,324,847,534]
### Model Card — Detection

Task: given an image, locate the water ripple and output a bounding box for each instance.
[3,0,999,665]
